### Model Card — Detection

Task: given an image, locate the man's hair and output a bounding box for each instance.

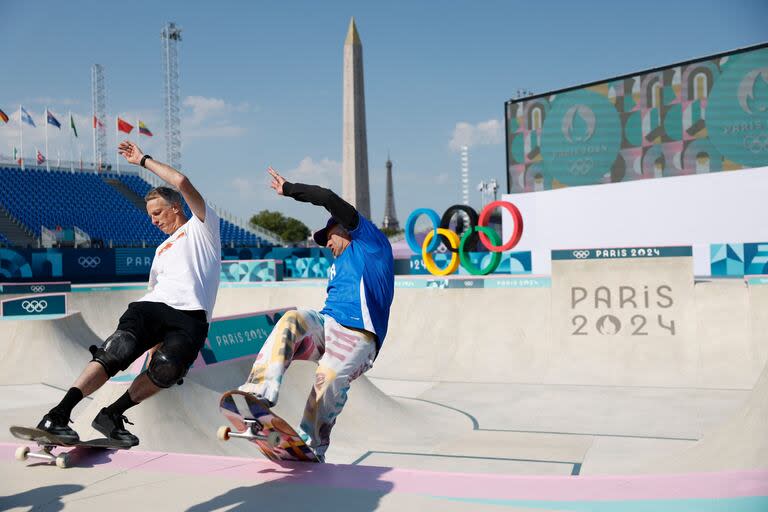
[144,186,182,207]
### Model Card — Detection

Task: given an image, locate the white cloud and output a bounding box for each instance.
[449,119,503,152]
[182,96,251,138]
[228,156,341,203]
[286,156,342,188]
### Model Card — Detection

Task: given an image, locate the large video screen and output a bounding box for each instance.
[506,43,768,193]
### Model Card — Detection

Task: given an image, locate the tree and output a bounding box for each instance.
[250,210,310,244]
[380,226,403,238]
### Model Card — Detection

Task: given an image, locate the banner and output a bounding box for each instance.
[0,282,71,294]
[1,293,67,317]
[200,308,291,364]
[220,259,283,283]
[507,44,768,193]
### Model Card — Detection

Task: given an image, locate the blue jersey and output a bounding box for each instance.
[320,215,395,351]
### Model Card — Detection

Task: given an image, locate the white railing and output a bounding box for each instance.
[207,202,287,247]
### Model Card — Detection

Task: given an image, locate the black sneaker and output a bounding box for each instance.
[91,408,139,446]
[37,411,80,444]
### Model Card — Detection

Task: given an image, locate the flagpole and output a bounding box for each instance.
[19,105,24,171]
[45,108,49,172]
[69,111,74,173]
[92,110,96,172]
[116,115,119,175]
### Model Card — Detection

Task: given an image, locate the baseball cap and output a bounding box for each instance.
[313,217,339,246]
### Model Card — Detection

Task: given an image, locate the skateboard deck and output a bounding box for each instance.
[10,426,133,468]
[217,389,320,463]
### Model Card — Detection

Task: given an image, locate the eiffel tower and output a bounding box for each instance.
[382,154,399,230]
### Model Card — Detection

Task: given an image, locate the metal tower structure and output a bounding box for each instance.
[161,22,182,169]
[460,145,469,205]
[91,64,107,171]
[382,154,400,230]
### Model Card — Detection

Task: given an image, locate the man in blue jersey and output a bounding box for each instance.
[239,167,394,461]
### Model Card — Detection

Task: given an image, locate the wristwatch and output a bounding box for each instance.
[140,154,153,168]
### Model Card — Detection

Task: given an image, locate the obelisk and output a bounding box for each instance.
[342,17,371,219]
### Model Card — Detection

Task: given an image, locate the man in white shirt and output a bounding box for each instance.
[35,141,221,446]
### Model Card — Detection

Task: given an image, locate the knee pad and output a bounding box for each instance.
[92,330,139,377]
[145,351,188,388]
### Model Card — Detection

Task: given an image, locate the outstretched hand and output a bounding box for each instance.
[118,140,144,165]
[268,167,286,196]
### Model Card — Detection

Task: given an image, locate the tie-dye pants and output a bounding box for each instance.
[239,309,376,460]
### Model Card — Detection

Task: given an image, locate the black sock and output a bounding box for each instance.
[50,387,84,418]
[105,391,139,416]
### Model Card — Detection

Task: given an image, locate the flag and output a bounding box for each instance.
[117,117,133,134]
[36,149,45,164]
[138,120,153,137]
[21,107,35,127]
[70,114,78,138]
[46,109,61,129]
[93,115,104,128]
[0,109,8,123]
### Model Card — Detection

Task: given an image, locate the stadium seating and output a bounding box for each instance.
[0,166,266,248]
[104,173,264,247]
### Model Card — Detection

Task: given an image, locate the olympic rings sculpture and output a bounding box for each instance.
[21,300,48,313]
[405,201,523,276]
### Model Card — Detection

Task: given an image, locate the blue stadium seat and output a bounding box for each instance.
[0,167,272,248]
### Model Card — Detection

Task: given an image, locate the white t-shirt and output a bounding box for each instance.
[139,204,221,321]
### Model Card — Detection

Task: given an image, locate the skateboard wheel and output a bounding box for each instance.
[266,431,281,448]
[217,425,231,441]
[56,453,70,469]
[15,446,30,461]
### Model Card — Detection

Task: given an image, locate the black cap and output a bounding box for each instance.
[313,217,338,246]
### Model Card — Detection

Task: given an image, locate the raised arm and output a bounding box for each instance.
[118,140,207,222]
[268,167,358,230]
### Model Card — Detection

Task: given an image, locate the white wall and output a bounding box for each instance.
[502,167,768,275]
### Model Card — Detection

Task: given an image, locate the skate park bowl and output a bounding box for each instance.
[1,246,767,511]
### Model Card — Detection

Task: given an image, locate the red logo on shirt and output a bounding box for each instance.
[157,231,186,257]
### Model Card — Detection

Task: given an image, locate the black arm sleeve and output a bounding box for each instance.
[282,182,359,231]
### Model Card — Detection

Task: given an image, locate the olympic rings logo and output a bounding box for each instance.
[569,157,593,176]
[21,300,48,313]
[405,201,523,276]
[78,256,101,268]
[744,134,768,154]
[572,250,591,259]
[30,285,46,293]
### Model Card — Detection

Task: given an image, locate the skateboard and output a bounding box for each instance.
[10,426,133,468]
[217,389,320,463]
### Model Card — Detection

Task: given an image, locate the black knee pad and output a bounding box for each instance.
[92,330,139,377]
[145,351,188,388]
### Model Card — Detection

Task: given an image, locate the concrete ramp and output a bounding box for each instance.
[69,358,463,463]
[0,313,99,387]
[635,359,768,473]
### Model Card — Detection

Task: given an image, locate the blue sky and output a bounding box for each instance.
[1,0,766,230]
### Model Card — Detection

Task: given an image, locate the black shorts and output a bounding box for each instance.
[117,301,209,367]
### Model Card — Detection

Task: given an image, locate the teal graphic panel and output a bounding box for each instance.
[0,282,71,294]
[1,294,67,317]
[507,45,768,193]
[220,259,283,283]
[201,309,289,364]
